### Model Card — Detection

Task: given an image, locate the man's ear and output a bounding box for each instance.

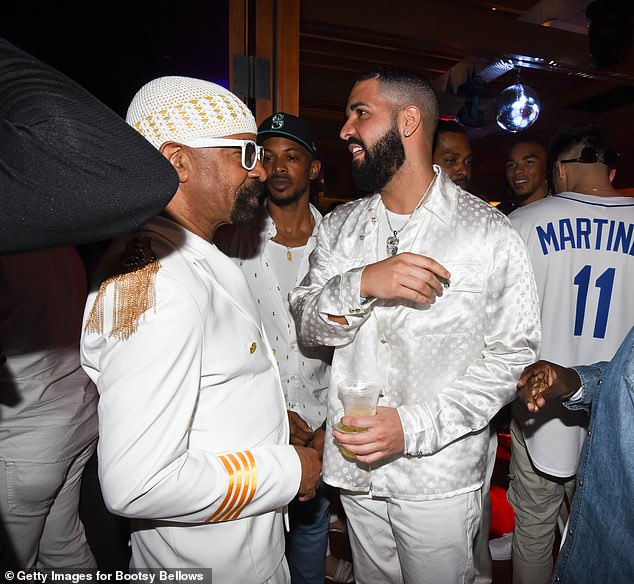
[555,161,566,184]
[309,159,322,181]
[399,105,421,139]
[161,142,190,183]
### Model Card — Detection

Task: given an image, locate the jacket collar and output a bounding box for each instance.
[142,216,262,324]
[357,164,456,235]
[142,215,214,261]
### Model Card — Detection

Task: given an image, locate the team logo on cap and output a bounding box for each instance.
[271,113,285,130]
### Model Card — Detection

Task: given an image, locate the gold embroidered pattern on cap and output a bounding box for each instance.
[206,450,257,523]
[85,237,161,341]
[126,77,257,150]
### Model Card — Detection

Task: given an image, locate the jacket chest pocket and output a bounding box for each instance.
[409,261,485,336]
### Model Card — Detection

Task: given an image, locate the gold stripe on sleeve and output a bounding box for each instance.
[229,450,257,520]
[206,454,239,523]
[206,450,257,523]
[214,453,246,523]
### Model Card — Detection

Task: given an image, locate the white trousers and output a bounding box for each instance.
[341,488,481,584]
[0,439,97,570]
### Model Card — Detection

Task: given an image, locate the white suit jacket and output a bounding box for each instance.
[290,168,541,500]
[81,216,300,580]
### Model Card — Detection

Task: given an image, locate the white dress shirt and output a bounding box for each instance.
[219,204,332,430]
[290,168,541,500]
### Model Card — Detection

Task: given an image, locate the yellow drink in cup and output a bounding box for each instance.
[336,382,381,459]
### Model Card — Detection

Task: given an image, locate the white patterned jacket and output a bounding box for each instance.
[290,167,541,500]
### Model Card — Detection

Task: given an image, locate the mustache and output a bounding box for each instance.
[268,174,292,182]
[346,137,365,149]
[239,179,267,201]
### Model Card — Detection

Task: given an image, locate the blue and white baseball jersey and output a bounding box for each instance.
[510,192,634,476]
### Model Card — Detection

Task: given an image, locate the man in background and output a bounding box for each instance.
[0,247,98,571]
[498,133,549,215]
[432,119,473,190]
[516,327,634,584]
[508,122,634,584]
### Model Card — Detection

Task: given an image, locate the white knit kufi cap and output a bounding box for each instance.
[126,76,257,150]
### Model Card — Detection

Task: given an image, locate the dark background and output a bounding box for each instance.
[3,1,633,205]
[1,1,230,118]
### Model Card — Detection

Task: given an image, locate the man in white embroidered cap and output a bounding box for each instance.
[289,67,541,584]
[80,76,321,581]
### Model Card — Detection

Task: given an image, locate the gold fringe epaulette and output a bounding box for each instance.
[85,236,161,341]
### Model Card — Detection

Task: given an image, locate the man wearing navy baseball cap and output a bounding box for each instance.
[257,112,318,156]
[218,112,333,584]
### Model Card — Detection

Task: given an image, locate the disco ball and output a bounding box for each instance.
[496,83,540,133]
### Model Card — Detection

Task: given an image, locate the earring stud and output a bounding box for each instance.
[404,130,410,137]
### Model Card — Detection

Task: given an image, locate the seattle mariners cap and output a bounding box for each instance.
[257,112,317,155]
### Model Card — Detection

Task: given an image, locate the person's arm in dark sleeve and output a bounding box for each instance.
[0,36,178,253]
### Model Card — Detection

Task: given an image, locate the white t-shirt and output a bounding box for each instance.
[510,192,634,476]
[268,240,306,305]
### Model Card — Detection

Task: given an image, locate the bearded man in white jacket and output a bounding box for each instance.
[289,67,541,584]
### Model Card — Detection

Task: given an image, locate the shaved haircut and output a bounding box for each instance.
[357,67,439,143]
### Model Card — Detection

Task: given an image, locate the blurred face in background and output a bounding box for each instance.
[432,131,472,190]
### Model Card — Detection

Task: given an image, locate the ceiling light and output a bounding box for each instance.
[496,70,540,133]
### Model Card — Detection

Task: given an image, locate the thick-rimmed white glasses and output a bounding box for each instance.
[181,137,264,170]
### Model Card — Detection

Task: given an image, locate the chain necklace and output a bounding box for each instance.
[272,213,315,262]
[384,174,437,256]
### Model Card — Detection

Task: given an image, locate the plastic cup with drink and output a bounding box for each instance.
[335,381,381,459]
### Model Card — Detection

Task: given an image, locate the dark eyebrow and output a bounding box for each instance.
[264,146,302,154]
[507,154,538,163]
[348,101,369,112]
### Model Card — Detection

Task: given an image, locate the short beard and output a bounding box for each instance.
[267,187,306,208]
[351,123,406,193]
[230,180,265,225]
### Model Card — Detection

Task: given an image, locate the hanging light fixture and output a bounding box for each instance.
[496,68,541,133]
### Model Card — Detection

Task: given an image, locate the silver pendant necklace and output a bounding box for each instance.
[384,174,437,256]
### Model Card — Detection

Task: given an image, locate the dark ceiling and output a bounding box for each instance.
[298,0,634,201]
[2,0,632,204]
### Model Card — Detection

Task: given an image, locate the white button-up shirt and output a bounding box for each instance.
[290,168,541,500]
[218,204,332,430]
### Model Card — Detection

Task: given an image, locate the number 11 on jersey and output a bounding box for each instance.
[573,265,616,339]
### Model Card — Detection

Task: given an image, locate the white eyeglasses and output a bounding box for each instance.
[181,137,264,170]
